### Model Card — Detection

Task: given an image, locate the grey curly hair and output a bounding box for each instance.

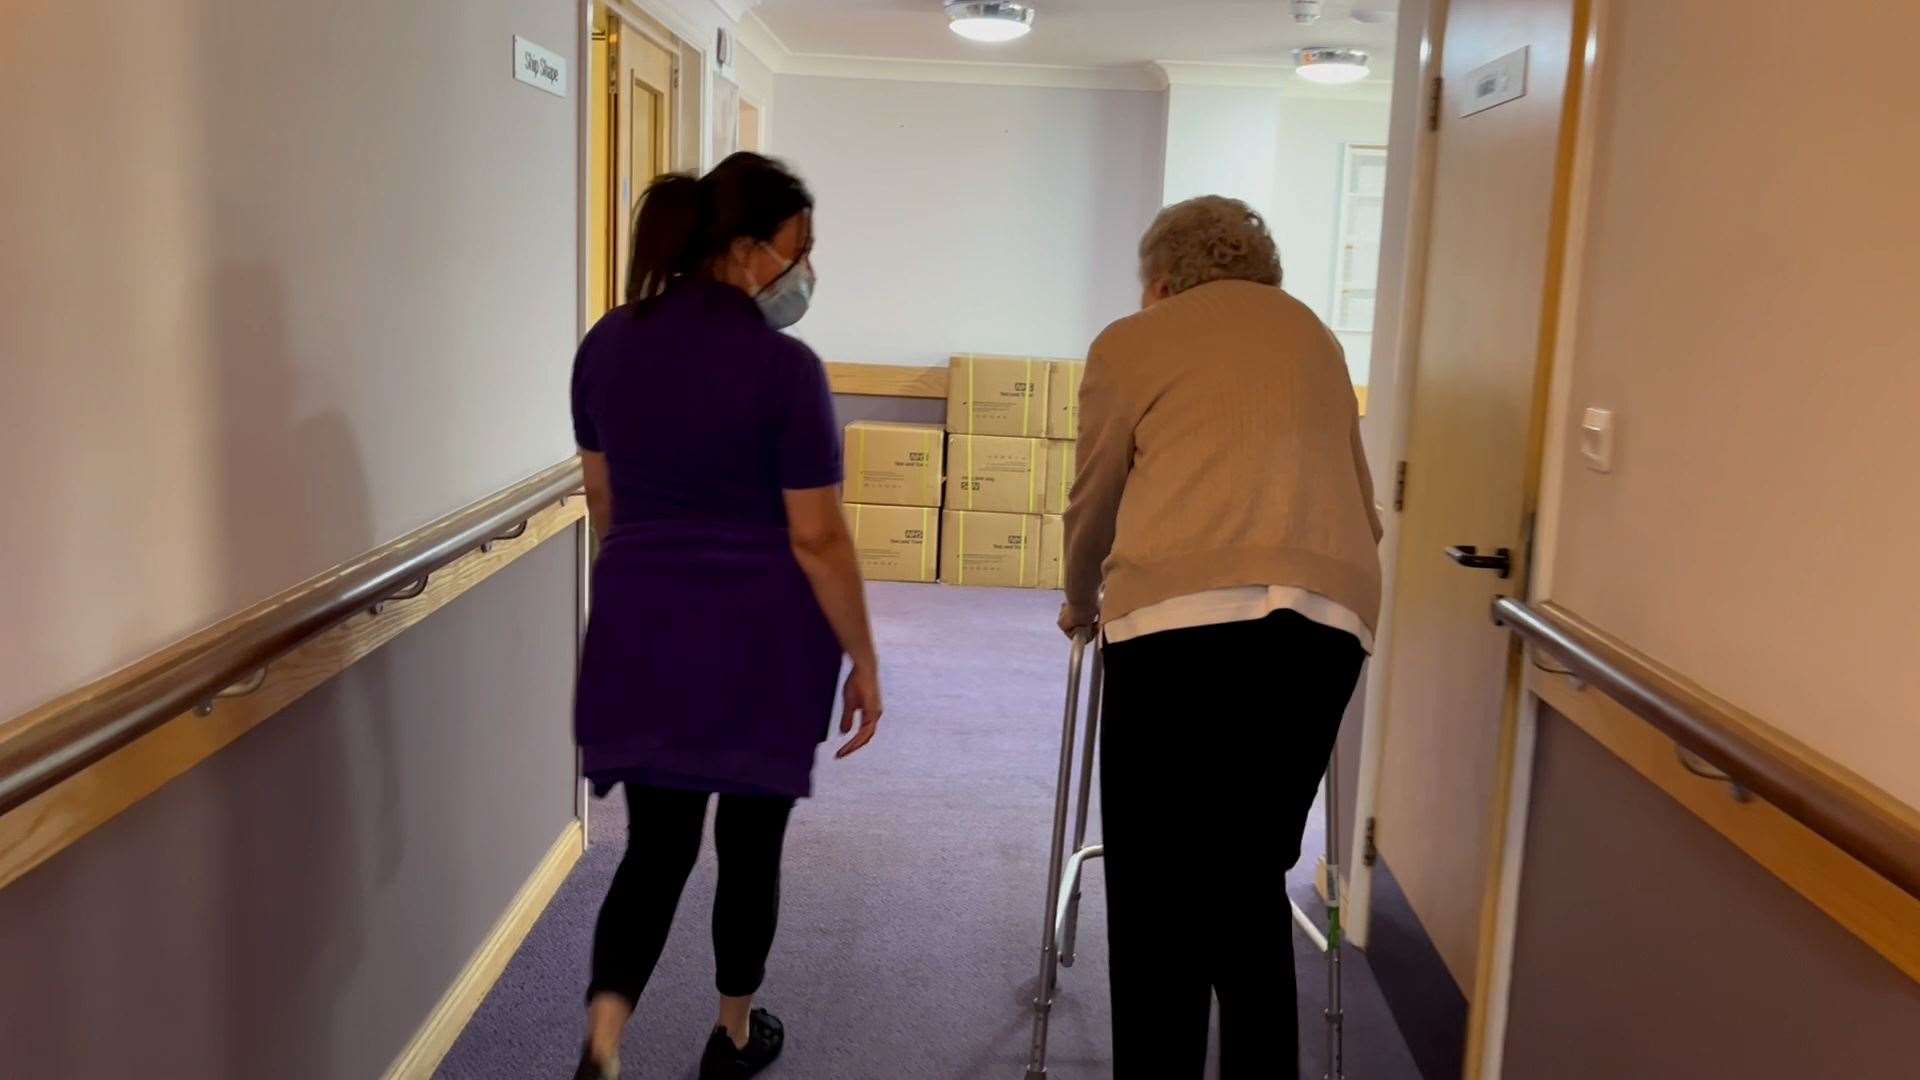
[1138,195,1282,295]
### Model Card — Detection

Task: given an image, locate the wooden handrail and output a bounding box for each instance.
[1493,596,1920,903]
[0,458,585,817]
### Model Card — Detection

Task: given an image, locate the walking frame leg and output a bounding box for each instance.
[1323,739,1345,1080]
[1060,644,1104,967]
[1026,631,1090,1080]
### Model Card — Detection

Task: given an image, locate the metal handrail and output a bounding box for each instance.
[0,458,584,816]
[1492,596,1920,903]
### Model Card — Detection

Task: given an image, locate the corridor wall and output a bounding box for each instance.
[1501,708,1919,1078]
[0,540,579,1078]
[0,0,579,720]
[1535,0,1920,809]
[1503,1,1920,1072]
[0,0,584,1075]
[769,74,1167,366]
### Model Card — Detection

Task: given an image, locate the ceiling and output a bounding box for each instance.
[750,0,1398,75]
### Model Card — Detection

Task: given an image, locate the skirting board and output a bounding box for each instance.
[384,820,585,1079]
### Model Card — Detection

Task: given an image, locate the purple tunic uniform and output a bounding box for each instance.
[571,279,844,798]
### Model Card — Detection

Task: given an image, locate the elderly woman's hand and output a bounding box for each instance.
[1058,604,1095,639]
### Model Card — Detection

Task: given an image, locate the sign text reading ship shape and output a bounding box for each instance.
[514,36,567,98]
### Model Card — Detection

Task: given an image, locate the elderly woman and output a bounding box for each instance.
[1060,195,1384,1077]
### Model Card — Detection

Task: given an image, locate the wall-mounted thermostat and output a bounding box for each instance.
[1462,46,1527,117]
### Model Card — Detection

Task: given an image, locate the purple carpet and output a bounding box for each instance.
[438,583,1420,1079]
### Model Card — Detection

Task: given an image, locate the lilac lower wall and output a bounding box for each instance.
[0,532,580,1079]
[1502,707,1920,1077]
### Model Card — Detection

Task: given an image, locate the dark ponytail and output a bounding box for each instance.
[625,152,814,307]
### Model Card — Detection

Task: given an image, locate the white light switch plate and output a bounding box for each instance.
[1580,407,1614,473]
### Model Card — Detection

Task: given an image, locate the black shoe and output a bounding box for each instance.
[572,1044,619,1080]
[698,1008,785,1079]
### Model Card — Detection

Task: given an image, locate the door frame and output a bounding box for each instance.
[1341,0,1450,952]
[1344,0,1602,1072]
[580,0,713,322]
[570,0,712,834]
[610,9,679,306]
[738,94,764,153]
[606,0,715,173]
[1463,2,1608,1075]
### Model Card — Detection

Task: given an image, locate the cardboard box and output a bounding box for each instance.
[1039,514,1066,591]
[947,354,1050,437]
[843,421,944,508]
[946,434,1048,515]
[940,510,1044,588]
[844,503,939,583]
[1043,440,1076,516]
[1047,360,1085,439]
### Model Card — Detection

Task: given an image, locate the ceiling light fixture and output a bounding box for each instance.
[945,1,1035,43]
[1295,47,1371,84]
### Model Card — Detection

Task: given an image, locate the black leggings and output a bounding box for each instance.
[1100,609,1364,1079]
[587,785,795,1005]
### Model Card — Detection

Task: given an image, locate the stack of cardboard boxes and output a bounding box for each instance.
[841,419,945,583]
[838,354,1083,589]
[941,353,1082,590]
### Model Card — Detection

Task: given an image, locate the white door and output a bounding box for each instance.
[1369,0,1584,997]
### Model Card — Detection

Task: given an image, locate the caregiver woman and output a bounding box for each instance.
[1059,195,1383,1078]
[569,152,881,1080]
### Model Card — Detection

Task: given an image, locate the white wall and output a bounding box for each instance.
[1268,98,1390,336]
[1163,85,1285,225]
[1538,0,1920,808]
[1161,83,1389,381]
[0,0,579,719]
[769,75,1167,365]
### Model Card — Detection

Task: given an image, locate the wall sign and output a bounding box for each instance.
[1461,45,1527,117]
[513,36,568,98]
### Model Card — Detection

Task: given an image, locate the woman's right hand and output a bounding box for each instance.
[834,662,883,759]
[1058,603,1096,639]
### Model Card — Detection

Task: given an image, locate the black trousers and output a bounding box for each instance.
[587,784,795,1005]
[1101,609,1365,1079]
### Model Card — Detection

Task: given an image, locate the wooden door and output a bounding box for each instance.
[1370,0,1584,991]
[738,99,762,153]
[611,20,675,306]
[587,18,613,322]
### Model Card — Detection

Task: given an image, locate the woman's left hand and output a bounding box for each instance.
[834,662,883,759]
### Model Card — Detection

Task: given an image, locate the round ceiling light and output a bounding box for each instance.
[946,2,1036,43]
[1295,46,1371,84]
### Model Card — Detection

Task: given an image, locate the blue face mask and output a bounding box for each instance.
[754,246,815,330]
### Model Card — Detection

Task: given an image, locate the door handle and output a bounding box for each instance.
[1445,545,1512,578]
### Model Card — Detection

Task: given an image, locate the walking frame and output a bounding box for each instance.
[1024,629,1347,1079]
